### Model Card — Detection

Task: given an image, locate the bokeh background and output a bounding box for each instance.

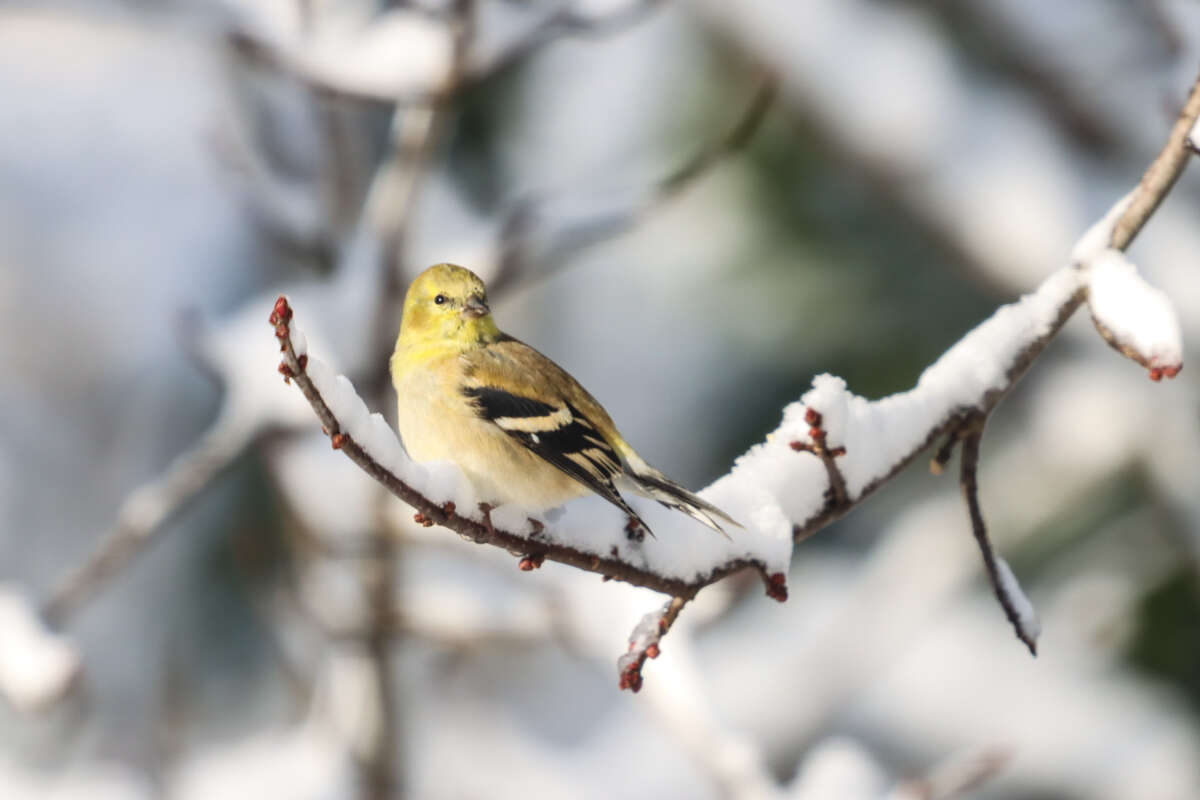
[3,0,1200,798]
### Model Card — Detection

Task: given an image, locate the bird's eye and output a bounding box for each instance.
[434,294,446,305]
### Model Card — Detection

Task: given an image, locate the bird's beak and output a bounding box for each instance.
[461,296,489,319]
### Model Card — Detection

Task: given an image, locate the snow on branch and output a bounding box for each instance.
[229,9,456,104]
[272,71,1200,690]
[271,298,793,604]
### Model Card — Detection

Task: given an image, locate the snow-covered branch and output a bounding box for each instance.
[269,64,1196,689]
[272,298,791,606]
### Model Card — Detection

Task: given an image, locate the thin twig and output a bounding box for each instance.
[618,595,688,692]
[1110,71,1200,250]
[893,745,1011,800]
[490,72,776,295]
[42,415,253,626]
[789,406,848,511]
[480,0,667,79]
[658,72,777,198]
[958,416,1037,655]
[929,427,963,476]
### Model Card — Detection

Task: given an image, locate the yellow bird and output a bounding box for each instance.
[390,263,737,536]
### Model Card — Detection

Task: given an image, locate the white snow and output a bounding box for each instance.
[1190,113,1200,153]
[0,585,80,713]
[773,265,1082,502]
[995,556,1041,645]
[1084,249,1183,371]
[284,10,453,101]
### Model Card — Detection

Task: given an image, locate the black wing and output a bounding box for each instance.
[461,386,650,531]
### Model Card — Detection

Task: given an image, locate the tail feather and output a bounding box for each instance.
[627,465,740,538]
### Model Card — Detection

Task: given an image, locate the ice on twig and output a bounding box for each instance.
[0,585,80,712]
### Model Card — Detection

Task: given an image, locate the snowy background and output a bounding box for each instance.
[3,0,1200,798]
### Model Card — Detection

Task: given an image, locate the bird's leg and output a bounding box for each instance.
[517,518,547,570]
[476,502,495,543]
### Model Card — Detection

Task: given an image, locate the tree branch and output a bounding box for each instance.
[1110,71,1200,250]
[958,416,1039,655]
[41,415,253,626]
[270,65,1199,688]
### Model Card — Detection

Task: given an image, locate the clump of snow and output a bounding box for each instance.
[285,11,453,101]
[995,557,1041,645]
[0,585,80,713]
[727,432,828,526]
[1084,249,1183,371]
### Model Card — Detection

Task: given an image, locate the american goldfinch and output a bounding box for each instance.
[390,263,737,536]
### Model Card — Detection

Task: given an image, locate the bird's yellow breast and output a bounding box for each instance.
[392,351,587,509]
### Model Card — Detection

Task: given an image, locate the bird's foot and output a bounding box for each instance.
[476,502,495,543]
[624,516,646,542]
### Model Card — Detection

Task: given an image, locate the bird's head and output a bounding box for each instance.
[398,263,501,348]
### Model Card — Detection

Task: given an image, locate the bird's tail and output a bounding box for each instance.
[624,457,740,538]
